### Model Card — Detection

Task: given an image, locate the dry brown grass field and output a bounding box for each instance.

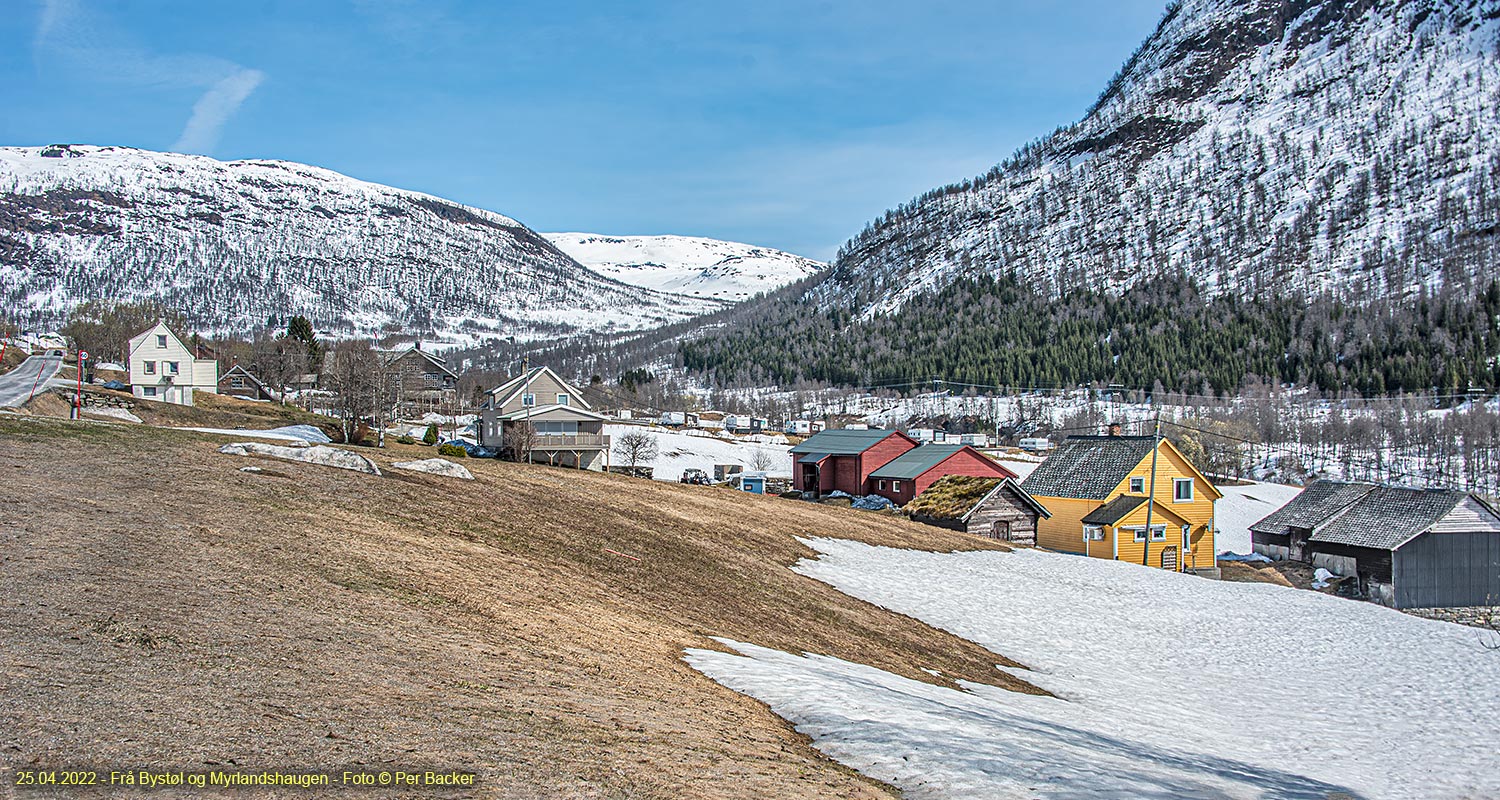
[0,415,1040,799]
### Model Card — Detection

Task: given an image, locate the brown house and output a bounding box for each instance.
[382,344,458,415]
[217,363,278,401]
[905,475,1052,543]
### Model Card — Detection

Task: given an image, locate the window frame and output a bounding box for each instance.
[1083,524,1104,542]
[1132,525,1167,543]
[892,480,903,493]
[521,392,536,407]
[1129,477,1145,494]
[556,393,569,406]
[142,386,157,397]
[1173,478,1194,502]
[167,361,180,375]
[156,334,168,349]
[143,361,156,375]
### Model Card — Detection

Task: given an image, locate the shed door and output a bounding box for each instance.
[986,520,1010,541]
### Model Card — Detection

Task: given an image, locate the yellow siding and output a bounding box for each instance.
[1031,440,1219,571]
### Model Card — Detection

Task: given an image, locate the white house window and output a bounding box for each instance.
[423,372,441,388]
[167,361,180,375]
[1174,478,1194,502]
[522,393,536,407]
[556,393,569,406]
[156,334,168,348]
[143,361,156,375]
[877,480,887,491]
[534,421,578,435]
[1129,477,1145,493]
[142,386,157,397]
[1132,525,1167,542]
[1083,525,1104,542]
[892,480,903,493]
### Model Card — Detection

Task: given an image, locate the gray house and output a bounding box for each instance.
[476,366,610,470]
[1250,480,1500,608]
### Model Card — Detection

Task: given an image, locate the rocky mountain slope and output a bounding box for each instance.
[0,145,720,343]
[543,232,824,304]
[821,0,1500,315]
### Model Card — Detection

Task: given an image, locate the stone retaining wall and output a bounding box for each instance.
[1403,606,1500,629]
[51,387,137,410]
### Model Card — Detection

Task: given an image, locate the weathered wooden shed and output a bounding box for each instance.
[1250,480,1500,608]
[905,475,1051,544]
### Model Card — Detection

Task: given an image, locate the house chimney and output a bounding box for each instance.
[1107,422,1122,437]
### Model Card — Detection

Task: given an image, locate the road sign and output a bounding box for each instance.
[78,350,89,360]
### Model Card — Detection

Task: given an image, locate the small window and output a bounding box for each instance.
[522,393,536,407]
[892,480,902,493]
[1174,478,1194,502]
[156,334,168,349]
[142,386,157,397]
[230,376,245,388]
[556,393,569,406]
[167,361,180,375]
[143,361,156,375]
[423,372,441,388]
[1129,477,1145,493]
[1083,525,1104,542]
[877,480,886,491]
[1133,525,1167,543]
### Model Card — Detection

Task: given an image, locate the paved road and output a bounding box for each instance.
[0,354,65,408]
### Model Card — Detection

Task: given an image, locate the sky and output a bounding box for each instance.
[2,0,1169,261]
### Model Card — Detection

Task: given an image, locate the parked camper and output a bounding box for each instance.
[660,411,687,427]
[1019,437,1053,452]
[959,433,991,448]
[739,471,767,495]
[784,420,812,435]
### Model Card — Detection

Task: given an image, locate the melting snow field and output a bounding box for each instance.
[1215,482,1303,554]
[686,540,1500,799]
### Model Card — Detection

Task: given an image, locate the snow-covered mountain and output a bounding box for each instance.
[0,144,721,342]
[821,0,1500,314]
[543,233,824,303]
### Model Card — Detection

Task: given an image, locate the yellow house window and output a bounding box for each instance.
[1129,477,1145,493]
[1174,478,1194,502]
[1132,525,1167,542]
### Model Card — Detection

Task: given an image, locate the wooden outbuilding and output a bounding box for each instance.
[905,475,1051,544]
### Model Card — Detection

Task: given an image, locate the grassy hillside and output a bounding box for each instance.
[0,416,1038,799]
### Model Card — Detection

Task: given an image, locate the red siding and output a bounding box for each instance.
[872,447,1016,506]
[858,435,918,491]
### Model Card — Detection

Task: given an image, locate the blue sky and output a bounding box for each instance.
[3,0,1168,260]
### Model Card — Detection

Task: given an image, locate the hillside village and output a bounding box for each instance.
[6,0,1500,796]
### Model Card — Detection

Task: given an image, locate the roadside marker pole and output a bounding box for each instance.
[26,358,49,404]
[75,351,89,419]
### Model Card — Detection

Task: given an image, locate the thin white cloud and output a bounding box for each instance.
[171,69,265,154]
[33,0,265,154]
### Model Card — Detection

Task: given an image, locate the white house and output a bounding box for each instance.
[127,321,218,405]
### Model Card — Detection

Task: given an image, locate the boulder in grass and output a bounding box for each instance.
[392,458,474,480]
[218,442,381,475]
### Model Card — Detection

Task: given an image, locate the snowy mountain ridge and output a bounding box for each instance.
[0,144,721,343]
[818,0,1500,316]
[543,233,824,304]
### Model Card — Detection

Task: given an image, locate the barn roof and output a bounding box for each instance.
[1248,480,1377,537]
[789,429,903,456]
[1019,436,1158,500]
[1310,486,1471,550]
[904,476,1052,521]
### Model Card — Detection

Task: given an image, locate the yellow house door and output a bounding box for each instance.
[1161,546,1179,572]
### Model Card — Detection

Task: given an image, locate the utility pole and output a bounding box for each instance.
[1142,414,1161,568]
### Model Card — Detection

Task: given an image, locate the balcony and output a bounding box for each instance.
[529,433,609,450]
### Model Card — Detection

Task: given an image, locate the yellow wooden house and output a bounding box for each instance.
[1019,435,1222,572]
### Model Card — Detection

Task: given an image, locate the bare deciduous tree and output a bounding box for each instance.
[613,430,658,472]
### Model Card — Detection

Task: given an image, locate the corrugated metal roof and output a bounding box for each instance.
[1019,436,1157,500]
[797,452,830,464]
[870,444,969,480]
[1311,485,1470,550]
[1247,480,1376,537]
[1081,494,1148,525]
[789,429,898,455]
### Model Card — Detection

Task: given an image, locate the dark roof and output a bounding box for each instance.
[1248,480,1376,537]
[870,444,969,480]
[1081,494,1148,525]
[386,346,458,379]
[797,452,830,465]
[790,429,900,456]
[1311,485,1471,550]
[1019,436,1158,500]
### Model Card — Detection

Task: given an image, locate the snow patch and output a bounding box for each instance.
[218,442,380,475]
[391,458,474,480]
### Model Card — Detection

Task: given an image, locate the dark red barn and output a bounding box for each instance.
[790,429,918,497]
[868,444,1018,506]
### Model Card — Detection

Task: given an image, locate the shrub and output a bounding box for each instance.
[437,443,468,458]
[422,423,439,445]
[396,434,416,445]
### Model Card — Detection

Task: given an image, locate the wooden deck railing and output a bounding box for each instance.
[529,433,609,449]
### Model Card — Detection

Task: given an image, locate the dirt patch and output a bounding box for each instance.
[1218,558,1326,590]
[1,417,1039,799]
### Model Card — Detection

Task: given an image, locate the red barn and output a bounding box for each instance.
[868,444,1017,506]
[790,429,918,497]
